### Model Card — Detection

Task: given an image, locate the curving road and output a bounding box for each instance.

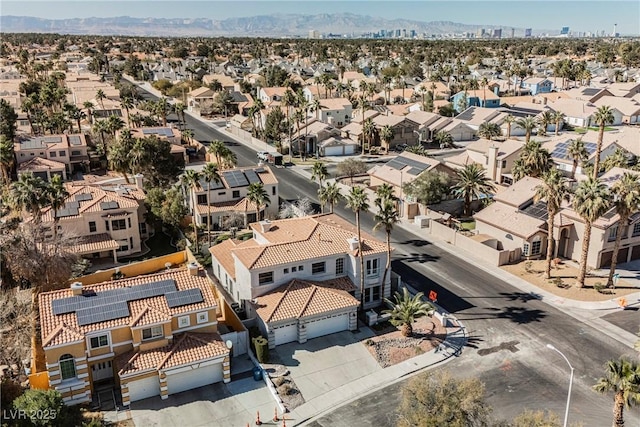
[135,83,639,426]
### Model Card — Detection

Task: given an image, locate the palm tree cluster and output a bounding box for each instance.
[513,140,553,181]
[383,287,433,337]
[206,140,238,170]
[8,173,69,232]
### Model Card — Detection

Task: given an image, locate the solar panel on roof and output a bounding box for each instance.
[198,178,224,191]
[165,289,204,308]
[42,137,62,144]
[100,201,119,210]
[521,201,549,221]
[254,167,265,173]
[74,193,93,202]
[386,155,432,172]
[222,170,249,188]
[76,301,130,326]
[244,169,261,184]
[68,135,82,146]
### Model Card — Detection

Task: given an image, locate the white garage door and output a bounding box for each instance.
[166,362,223,395]
[127,375,160,402]
[274,323,298,346]
[306,313,349,340]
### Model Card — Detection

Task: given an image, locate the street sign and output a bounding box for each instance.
[612,273,620,286]
[429,290,438,302]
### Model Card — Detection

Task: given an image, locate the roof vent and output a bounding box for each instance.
[187,262,199,276]
[259,220,272,233]
[70,282,83,296]
[347,237,359,251]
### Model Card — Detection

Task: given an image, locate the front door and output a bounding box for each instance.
[91,360,114,382]
[557,229,569,258]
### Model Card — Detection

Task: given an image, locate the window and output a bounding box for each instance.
[105,220,109,231]
[272,187,276,195]
[117,245,129,252]
[312,262,326,274]
[283,268,289,274]
[258,271,274,285]
[59,354,76,380]
[366,259,379,277]
[178,316,190,328]
[142,325,163,340]
[140,223,147,234]
[298,265,304,271]
[197,312,208,324]
[71,150,81,156]
[197,194,207,204]
[501,160,507,169]
[218,191,226,196]
[531,240,542,255]
[292,266,297,272]
[49,151,57,158]
[112,219,126,230]
[232,190,240,198]
[335,258,344,275]
[128,218,132,228]
[90,335,108,349]
[633,222,640,237]
[89,221,97,233]
[365,286,381,303]
[523,242,530,256]
[608,227,617,242]
[59,151,66,157]
[129,237,133,248]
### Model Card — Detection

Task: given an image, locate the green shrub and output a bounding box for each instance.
[12,389,79,427]
[252,336,269,363]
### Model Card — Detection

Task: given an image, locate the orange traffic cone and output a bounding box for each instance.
[618,297,627,309]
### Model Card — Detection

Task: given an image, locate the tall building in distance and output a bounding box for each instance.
[308,29,319,39]
[510,28,515,38]
[560,26,570,35]
[525,28,532,37]
[493,28,502,39]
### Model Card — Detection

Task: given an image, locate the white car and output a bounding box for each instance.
[257,152,269,161]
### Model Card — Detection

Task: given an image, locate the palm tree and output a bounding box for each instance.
[363,118,376,153]
[46,174,69,240]
[220,147,237,170]
[434,130,454,149]
[247,182,269,223]
[156,97,171,127]
[514,139,553,180]
[318,181,342,213]
[201,163,222,247]
[128,138,147,174]
[593,105,615,178]
[553,111,565,136]
[345,186,369,310]
[106,115,125,138]
[534,169,571,279]
[107,140,132,183]
[606,173,640,287]
[10,172,48,224]
[380,125,394,153]
[0,136,14,186]
[574,177,611,287]
[357,96,368,154]
[478,122,502,141]
[504,114,516,139]
[516,116,537,143]
[95,89,106,110]
[453,164,496,216]
[568,137,589,180]
[83,101,94,124]
[174,102,186,130]
[311,161,328,191]
[383,288,433,337]
[537,111,554,137]
[592,357,640,427]
[374,195,399,305]
[207,140,226,166]
[602,148,630,173]
[180,170,202,251]
[121,96,135,128]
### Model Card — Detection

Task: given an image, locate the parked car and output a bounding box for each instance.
[257,151,269,161]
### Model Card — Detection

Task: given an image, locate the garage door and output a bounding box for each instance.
[127,375,160,402]
[306,313,349,340]
[166,362,223,395]
[631,245,640,261]
[274,323,298,346]
[600,248,629,268]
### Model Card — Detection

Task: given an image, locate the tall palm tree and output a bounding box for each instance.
[247,182,269,223]
[380,125,394,153]
[95,89,106,110]
[311,161,328,191]
[106,115,125,138]
[593,105,615,178]
[606,172,640,287]
[207,140,226,166]
[201,163,222,247]
[453,164,496,217]
[357,96,368,154]
[374,195,399,305]
[478,122,502,141]
[573,177,611,287]
[592,357,640,427]
[10,172,48,224]
[318,181,342,213]
[107,140,132,183]
[537,111,554,137]
[345,186,369,310]
[128,138,147,174]
[180,170,202,252]
[83,101,94,124]
[46,174,69,240]
[534,169,571,279]
[383,288,433,337]
[602,148,630,173]
[156,97,171,127]
[121,96,135,128]
[568,137,589,180]
[220,147,237,170]
[363,118,376,153]
[516,116,537,143]
[515,139,553,180]
[504,115,516,139]
[173,102,186,130]
[0,136,14,186]
[553,111,565,136]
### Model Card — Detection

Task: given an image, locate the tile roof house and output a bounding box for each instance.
[38,267,230,406]
[209,214,388,348]
[542,132,624,177]
[549,98,623,127]
[593,96,640,124]
[14,134,90,178]
[186,165,279,229]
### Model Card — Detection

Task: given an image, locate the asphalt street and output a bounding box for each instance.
[136,85,639,426]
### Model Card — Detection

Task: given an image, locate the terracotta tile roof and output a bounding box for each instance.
[42,322,84,347]
[255,277,358,323]
[17,157,66,172]
[233,214,386,269]
[195,197,258,215]
[116,332,229,376]
[38,268,218,348]
[73,233,119,254]
[129,304,172,328]
[209,239,239,279]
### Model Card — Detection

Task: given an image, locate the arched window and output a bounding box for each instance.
[59,354,76,380]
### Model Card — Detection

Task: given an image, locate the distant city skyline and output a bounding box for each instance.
[1,1,638,35]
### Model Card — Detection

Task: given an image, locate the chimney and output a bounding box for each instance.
[347,237,359,251]
[259,220,272,233]
[487,145,499,182]
[70,282,83,296]
[187,262,199,276]
[542,97,547,105]
[134,174,144,190]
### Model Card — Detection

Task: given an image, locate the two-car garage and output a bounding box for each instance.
[305,313,350,340]
[165,361,224,395]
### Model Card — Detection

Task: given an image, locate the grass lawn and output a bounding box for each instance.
[459,221,476,231]
[575,126,616,134]
[125,231,176,262]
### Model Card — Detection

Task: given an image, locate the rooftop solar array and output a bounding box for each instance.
[21,139,47,150]
[223,170,249,188]
[56,201,80,218]
[198,177,224,191]
[521,201,549,221]
[582,88,600,96]
[41,136,63,144]
[244,169,261,184]
[550,140,597,160]
[68,135,82,146]
[142,127,174,137]
[52,279,182,326]
[74,193,93,202]
[386,155,432,174]
[165,288,204,308]
[100,201,119,210]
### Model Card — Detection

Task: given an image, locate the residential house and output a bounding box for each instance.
[17,157,68,181]
[593,96,640,124]
[318,135,360,157]
[130,127,187,165]
[313,97,353,127]
[450,89,501,110]
[187,87,216,113]
[202,73,236,92]
[454,106,516,136]
[564,87,613,103]
[187,165,279,229]
[519,77,554,95]
[38,267,231,406]
[371,114,420,149]
[548,99,600,128]
[604,81,640,98]
[39,177,149,262]
[257,87,288,106]
[14,134,90,177]
[209,214,389,348]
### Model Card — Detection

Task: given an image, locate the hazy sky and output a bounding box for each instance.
[1,1,639,34]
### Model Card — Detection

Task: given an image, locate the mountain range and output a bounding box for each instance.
[0,14,542,37]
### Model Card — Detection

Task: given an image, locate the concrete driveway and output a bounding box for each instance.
[129,377,274,427]
[271,328,380,404]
